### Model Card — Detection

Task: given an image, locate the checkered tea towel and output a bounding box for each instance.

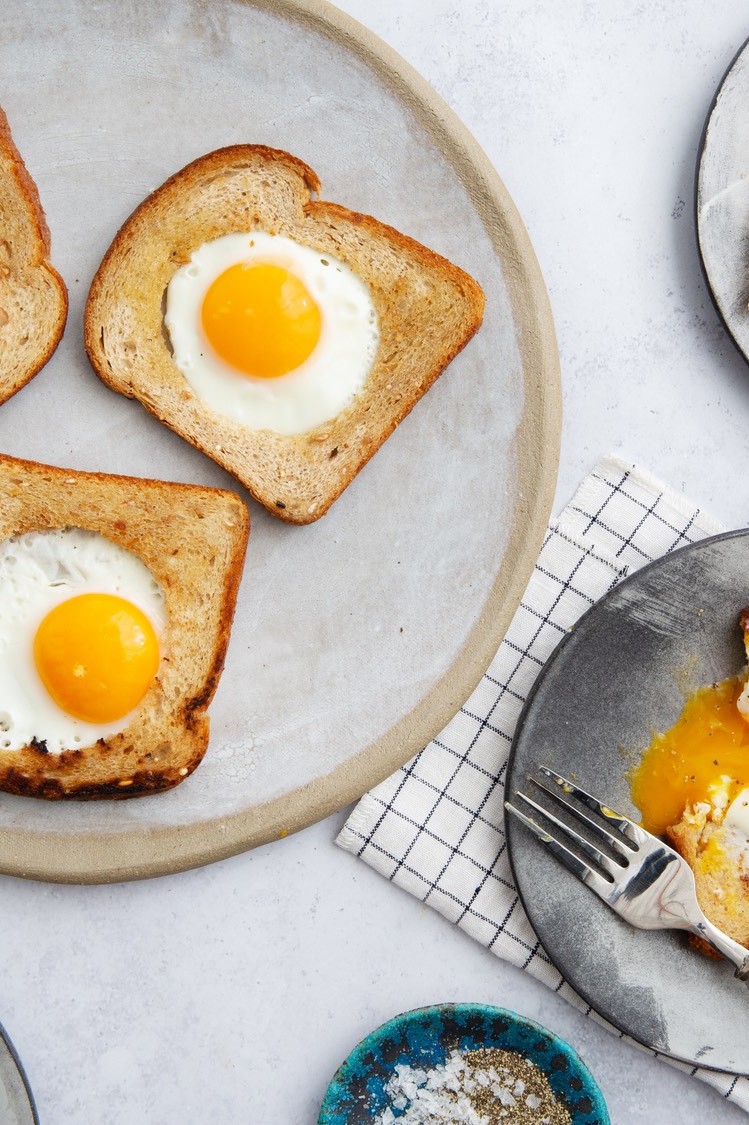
[337,454,749,1112]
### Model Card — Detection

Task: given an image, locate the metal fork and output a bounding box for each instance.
[505,766,749,982]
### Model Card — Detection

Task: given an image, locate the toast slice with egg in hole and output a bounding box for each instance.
[0,453,249,799]
[84,145,485,524]
[0,107,67,403]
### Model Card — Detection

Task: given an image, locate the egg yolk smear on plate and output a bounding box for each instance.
[630,675,749,837]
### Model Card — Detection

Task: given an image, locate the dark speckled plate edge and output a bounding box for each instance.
[318,1002,610,1124]
[695,33,749,367]
[0,1020,38,1125]
[505,527,749,1075]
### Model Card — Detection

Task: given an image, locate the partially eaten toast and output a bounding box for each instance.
[0,454,249,799]
[668,794,749,953]
[0,108,67,403]
[666,609,749,954]
[84,145,485,523]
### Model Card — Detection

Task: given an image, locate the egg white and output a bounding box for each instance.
[0,529,166,754]
[164,232,380,435]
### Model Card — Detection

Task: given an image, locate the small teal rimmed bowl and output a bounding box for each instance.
[318,1003,610,1124]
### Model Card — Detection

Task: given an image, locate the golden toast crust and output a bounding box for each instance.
[84,145,485,523]
[0,108,67,403]
[0,454,249,799]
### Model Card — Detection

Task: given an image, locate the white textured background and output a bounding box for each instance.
[3,2,749,1123]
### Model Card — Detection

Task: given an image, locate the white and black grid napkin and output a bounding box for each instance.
[337,455,749,1113]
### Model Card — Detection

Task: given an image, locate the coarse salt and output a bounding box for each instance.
[373,1048,571,1124]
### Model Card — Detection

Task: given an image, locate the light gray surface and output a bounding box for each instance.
[0,0,523,839]
[508,532,749,1073]
[3,1,749,1123]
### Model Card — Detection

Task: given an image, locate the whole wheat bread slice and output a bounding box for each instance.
[0,453,249,799]
[84,145,485,523]
[0,108,67,403]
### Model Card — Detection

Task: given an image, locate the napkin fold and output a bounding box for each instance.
[337,455,749,1112]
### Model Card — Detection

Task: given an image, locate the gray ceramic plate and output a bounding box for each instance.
[506,529,749,1074]
[0,0,560,882]
[697,36,749,362]
[0,1021,37,1125]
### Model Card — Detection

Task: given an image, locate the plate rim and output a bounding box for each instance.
[0,0,561,884]
[0,1019,39,1125]
[695,33,749,367]
[505,526,749,1075]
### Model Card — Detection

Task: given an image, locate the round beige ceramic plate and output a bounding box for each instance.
[0,0,560,882]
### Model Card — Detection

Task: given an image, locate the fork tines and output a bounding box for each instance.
[505,767,646,894]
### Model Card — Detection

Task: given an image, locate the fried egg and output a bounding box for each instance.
[0,528,165,753]
[164,232,380,435]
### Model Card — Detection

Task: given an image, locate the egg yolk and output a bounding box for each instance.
[201,262,322,378]
[630,676,749,836]
[34,593,159,724]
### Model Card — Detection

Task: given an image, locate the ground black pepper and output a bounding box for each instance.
[375,1047,572,1123]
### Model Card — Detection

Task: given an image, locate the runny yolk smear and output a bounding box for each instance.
[201,262,322,378]
[630,676,749,837]
[34,593,160,724]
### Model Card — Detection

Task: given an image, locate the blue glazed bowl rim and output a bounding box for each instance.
[318,1001,610,1124]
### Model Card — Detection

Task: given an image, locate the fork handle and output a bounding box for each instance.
[692,917,749,982]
